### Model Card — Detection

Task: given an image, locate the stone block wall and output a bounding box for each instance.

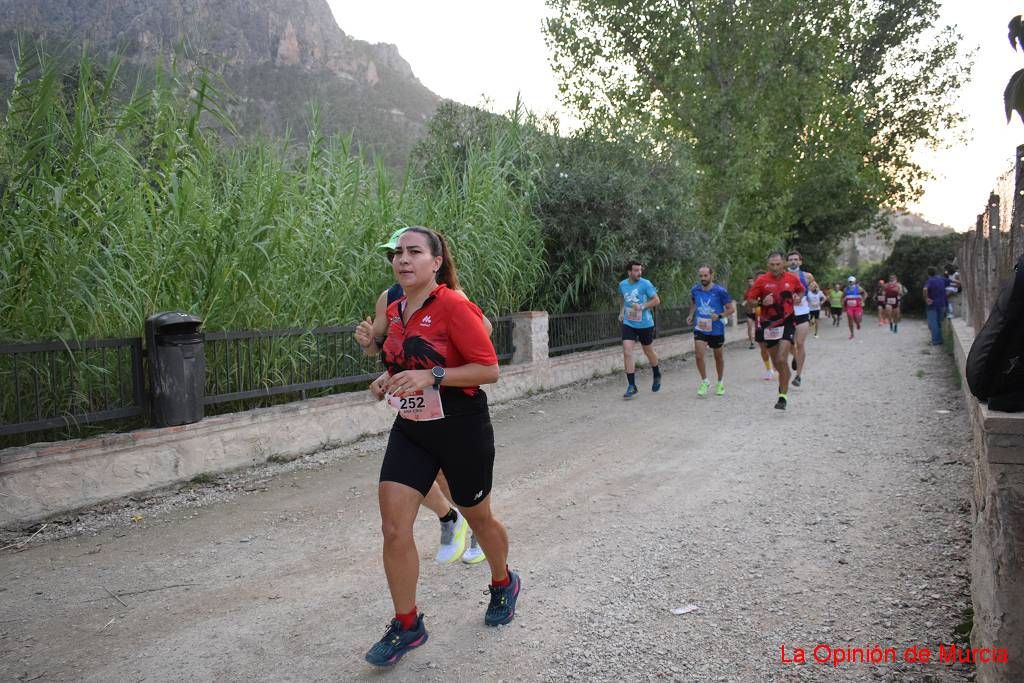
[951,318,1024,682]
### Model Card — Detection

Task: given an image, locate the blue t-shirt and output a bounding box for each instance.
[690,283,733,336]
[620,277,658,329]
[844,285,863,304]
[924,275,948,310]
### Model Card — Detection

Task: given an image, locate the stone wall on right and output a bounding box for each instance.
[951,317,1024,683]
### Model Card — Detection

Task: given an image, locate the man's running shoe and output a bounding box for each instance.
[623,385,639,399]
[774,395,787,410]
[748,342,755,349]
[762,369,774,381]
[461,533,486,564]
[791,375,801,387]
[652,375,662,392]
[365,615,428,667]
[715,381,725,396]
[485,571,521,626]
[436,510,468,564]
[697,378,710,396]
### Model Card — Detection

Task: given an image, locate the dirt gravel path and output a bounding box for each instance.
[1,319,975,682]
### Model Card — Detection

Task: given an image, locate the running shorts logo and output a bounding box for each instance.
[474,490,484,501]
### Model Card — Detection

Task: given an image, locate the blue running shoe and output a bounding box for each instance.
[484,571,521,626]
[623,385,638,399]
[365,615,428,667]
[652,376,661,392]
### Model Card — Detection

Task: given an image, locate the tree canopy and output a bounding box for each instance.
[544,0,969,271]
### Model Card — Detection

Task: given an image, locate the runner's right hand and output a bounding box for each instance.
[354,317,374,349]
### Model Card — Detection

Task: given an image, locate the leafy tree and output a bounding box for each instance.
[532,131,703,311]
[545,0,969,274]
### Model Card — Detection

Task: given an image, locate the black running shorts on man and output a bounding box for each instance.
[762,318,796,348]
[621,323,655,346]
[693,331,725,348]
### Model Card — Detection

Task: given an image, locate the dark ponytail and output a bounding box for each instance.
[404,226,461,291]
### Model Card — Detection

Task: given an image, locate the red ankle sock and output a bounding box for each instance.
[491,566,511,588]
[395,607,418,630]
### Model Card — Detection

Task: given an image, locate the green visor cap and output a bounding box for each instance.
[377,227,409,251]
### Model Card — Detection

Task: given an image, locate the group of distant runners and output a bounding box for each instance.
[347,225,911,669]
[618,250,907,411]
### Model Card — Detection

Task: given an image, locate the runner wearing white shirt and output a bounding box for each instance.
[786,251,813,388]
[805,279,826,338]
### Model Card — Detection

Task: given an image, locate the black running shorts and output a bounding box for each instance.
[379,391,495,507]
[793,313,810,325]
[763,318,796,348]
[621,323,656,346]
[809,310,820,320]
[693,331,725,349]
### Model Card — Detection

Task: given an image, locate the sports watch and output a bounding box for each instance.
[431,366,445,389]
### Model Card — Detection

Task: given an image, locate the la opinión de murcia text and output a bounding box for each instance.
[780,643,1009,667]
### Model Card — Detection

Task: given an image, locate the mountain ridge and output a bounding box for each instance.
[0,0,442,165]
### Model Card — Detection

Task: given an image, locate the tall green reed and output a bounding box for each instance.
[0,48,546,344]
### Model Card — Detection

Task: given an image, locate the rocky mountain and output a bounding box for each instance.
[0,0,441,165]
[837,212,956,269]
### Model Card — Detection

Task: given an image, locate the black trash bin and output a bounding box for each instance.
[145,312,205,427]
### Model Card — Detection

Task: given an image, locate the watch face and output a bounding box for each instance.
[432,367,444,378]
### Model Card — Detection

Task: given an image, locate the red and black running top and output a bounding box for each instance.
[884,282,902,305]
[746,272,805,327]
[381,284,497,397]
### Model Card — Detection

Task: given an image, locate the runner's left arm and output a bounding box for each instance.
[719,300,736,320]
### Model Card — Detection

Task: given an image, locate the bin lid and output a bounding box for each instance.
[146,311,203,330]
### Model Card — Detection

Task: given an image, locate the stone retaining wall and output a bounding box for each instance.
[950,317,1024,683]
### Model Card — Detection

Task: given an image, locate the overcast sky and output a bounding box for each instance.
[327,1,1024,231]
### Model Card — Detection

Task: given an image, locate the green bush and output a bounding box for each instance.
[863,234,963,314]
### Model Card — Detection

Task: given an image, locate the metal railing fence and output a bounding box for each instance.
[489,315,516,364]
[0,337,144,438]
[1,315,518,442]
[547,306,692,356]
[203,326,378,406]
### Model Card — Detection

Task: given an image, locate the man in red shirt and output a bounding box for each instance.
[746,251,805,410]
[883,273,905,334]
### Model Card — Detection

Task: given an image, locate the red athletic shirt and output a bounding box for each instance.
[381,284,497,396]
[747,272,805,325]
[884,282,902,302]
